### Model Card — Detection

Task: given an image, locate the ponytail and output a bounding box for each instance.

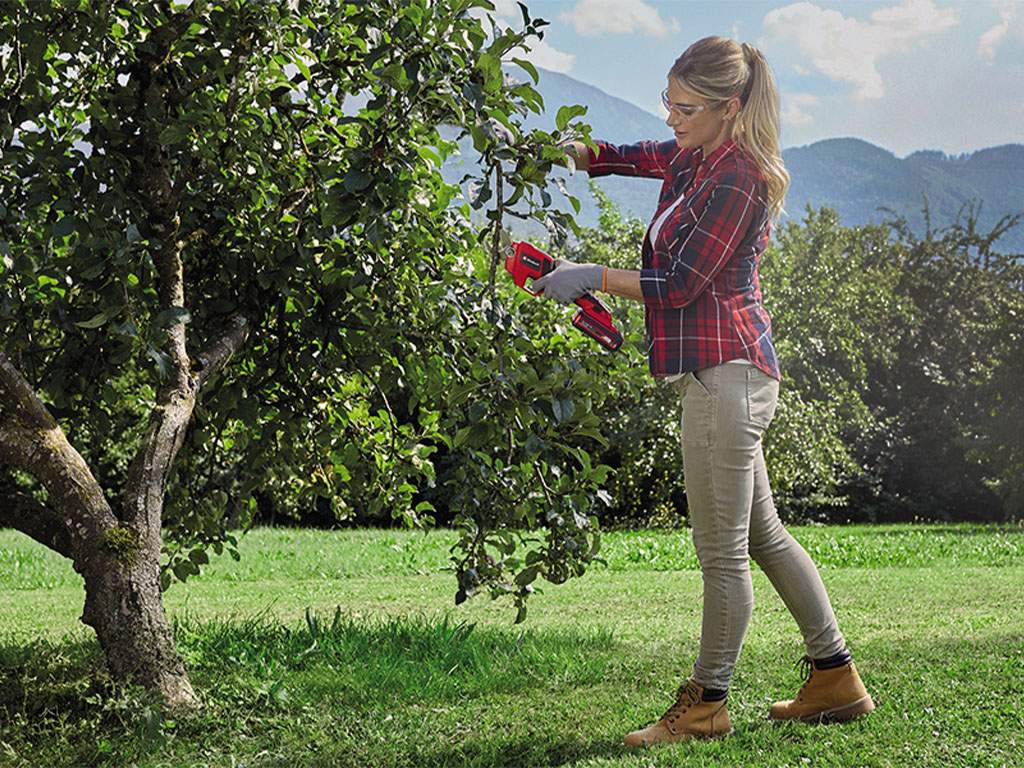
[736,42,790,222]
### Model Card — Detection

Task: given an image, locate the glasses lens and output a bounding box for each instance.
[663,91,703,119]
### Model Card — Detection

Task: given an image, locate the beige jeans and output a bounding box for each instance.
[674,362,847,691]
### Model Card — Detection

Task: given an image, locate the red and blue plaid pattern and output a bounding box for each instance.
[586,137,780,381]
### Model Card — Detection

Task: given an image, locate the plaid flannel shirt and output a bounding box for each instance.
[586,137,781,381]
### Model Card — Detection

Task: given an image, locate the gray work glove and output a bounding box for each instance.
[531,259,605,304]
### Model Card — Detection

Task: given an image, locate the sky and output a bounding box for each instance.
[489,0,1024,157]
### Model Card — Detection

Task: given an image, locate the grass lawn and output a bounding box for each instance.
[1,523,1023,767]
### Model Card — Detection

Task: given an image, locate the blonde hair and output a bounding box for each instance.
[669,36,790,222]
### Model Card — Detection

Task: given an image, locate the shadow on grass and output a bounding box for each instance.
[174,604,624,706]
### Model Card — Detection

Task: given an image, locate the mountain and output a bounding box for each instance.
[785,139,1024,251]
[442,67,1024,253]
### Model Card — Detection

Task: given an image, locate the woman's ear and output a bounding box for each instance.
[727,96,741,120]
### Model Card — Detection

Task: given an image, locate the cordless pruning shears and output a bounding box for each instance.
[504,240,623,352]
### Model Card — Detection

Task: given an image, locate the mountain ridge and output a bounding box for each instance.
[461,66,1023,252]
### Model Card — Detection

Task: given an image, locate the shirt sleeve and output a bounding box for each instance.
[639,173,764,309]
[586,139,684,179]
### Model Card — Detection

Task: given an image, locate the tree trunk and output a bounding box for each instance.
[79,551,198,712]
[0,353,207,713]
[3,299,247,715]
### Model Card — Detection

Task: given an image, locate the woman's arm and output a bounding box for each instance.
[602,268,645,303]
[558,139,680,178]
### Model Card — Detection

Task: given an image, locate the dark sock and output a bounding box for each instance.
[813,648,853,670]
[701,687,728,702]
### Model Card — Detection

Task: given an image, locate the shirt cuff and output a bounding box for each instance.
[639,268,683,309]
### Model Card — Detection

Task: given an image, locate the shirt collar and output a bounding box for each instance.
[694,138,737,172]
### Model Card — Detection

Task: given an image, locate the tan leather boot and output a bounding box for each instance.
[769,655,875,723]
[623,679,733,748]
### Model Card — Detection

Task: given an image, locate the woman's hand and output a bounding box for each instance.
[531,259,605,304]
[557,141,591,172]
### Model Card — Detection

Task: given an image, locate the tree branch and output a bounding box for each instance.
[0,355,118,553]
[0,491,73,558]
[194,314,250,389]
[0,352,54,428]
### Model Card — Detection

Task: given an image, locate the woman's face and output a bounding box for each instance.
[663,78,738,154]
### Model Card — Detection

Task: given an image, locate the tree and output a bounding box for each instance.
[858,204,1024,521]
[1,0,608,712]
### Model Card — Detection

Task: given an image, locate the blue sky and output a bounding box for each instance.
[490,0,1024,157]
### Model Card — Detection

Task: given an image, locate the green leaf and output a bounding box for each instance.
[468,179,491,209]
[514,564,540,587]
[53,217,76,237]
[477,52,501,91]
[171,561,195,581]
[573,427,609,448]
[511,57,538,84]
[556,104,587,131]
[189,549,209,566]
[344,167,373,192]
[158,124,189,145]
[292,53,312,82]
[453,426,473,448]
[75,310,116,329]
[552,397,575,423]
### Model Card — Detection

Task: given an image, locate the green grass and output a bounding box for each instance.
[1,523,1023,767]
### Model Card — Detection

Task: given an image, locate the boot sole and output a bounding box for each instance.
[772,695,875,724]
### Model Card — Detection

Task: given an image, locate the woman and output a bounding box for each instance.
[532,36,875,747]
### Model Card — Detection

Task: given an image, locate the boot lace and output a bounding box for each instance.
[794,654,815,701]
[659,679,703,723]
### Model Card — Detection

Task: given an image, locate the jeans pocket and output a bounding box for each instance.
[690,370,712,398]
[745,367,779,430]
[682,370,716,447]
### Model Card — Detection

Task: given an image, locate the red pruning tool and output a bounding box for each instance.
[504,240,623,352]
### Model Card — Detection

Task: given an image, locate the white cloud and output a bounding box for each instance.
[492,0,522,17]
[793,64,809,75]
[979,0,1022,61]
[558,0,683,39]
[509,38,576,73]
[782,92,820,126]
[763,0,957,100]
